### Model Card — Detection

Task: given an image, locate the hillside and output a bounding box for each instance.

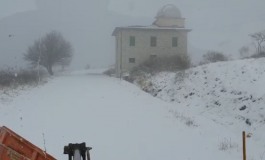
[0,59,265,160]
[143,57,265,154]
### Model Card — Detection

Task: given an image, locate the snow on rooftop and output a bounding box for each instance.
[112,25,191,35]
[124,25,189,30]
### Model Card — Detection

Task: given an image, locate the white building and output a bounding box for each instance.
[112,4,191,77]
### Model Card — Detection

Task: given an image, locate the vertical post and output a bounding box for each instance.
[64,143,92,160]
[120,31,123,79]
[73,149,81,160]
[243,131,246,160]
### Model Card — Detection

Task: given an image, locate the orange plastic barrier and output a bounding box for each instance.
[0,126,56,160]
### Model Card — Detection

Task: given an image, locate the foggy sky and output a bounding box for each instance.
[0,0,265,69]
[0,0,36,19]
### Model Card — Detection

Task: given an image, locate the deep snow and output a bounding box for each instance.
[0,59,265,160]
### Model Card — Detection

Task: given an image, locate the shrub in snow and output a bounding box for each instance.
[239,105,247,111]
[239,46,250,59]
[137,54,191,74]
[0,69,15,86]
[103,68,115,76]
[0,68,46,87]
[169,110,197,127]
[218,138,238,151]
[185,118,196,127]
[174,70,190,83]
[245,119,251,126]
[127,68,149,83]
[127,55,190,93]
[201,51,228,64]
[250,51,265,59]
[127,55,190,96]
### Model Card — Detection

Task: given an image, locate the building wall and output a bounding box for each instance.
[115,29,188,77]
[154,18,185,28]
[115,33,120,77]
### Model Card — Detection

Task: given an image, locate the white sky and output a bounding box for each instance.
[2,0,264,33]
[0,0,265,68]
[0,0,36,19]
[2,0,263,19]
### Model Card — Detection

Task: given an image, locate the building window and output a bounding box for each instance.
[129,58,135,63]
[150,55,157,59]
[130,36,135,46]
[150,36,157,47]
[172,37,178,47]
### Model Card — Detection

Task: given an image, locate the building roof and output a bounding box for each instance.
[112,25,192,36]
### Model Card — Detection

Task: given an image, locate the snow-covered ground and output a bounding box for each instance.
[150,58,265,127]
[0,59,265,160]
[147,58,265,159]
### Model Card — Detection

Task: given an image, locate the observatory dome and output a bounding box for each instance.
[156,4,182,19]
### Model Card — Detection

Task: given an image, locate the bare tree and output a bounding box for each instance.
[250,31,265,54]
[24,31,73,75]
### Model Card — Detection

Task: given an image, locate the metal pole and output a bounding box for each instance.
[64,143,92,160]
[73,149,81,160]
[243,131,246,160]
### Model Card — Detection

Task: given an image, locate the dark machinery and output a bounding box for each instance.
[64,143,92,160]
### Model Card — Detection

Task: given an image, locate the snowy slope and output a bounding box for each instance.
[148,58,265,158]
[0,64,264,160]
[150,58,265,125]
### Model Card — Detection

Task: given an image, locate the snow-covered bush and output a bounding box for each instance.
[0,69,15,86]
[169,110,197,127]
[103,68,115,76]
[201,51,228,64]
[174,70,190,83]
[0,68,45,87]
[239,46,250,59]
[185,118,196,127]
[218,138,238,151]
[137,54,191,74]
[250,51,265,59]
[126,55,190,95]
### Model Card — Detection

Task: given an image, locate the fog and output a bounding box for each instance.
[0,0,265,69]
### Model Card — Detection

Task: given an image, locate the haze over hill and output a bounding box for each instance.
[0,0,265,69]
